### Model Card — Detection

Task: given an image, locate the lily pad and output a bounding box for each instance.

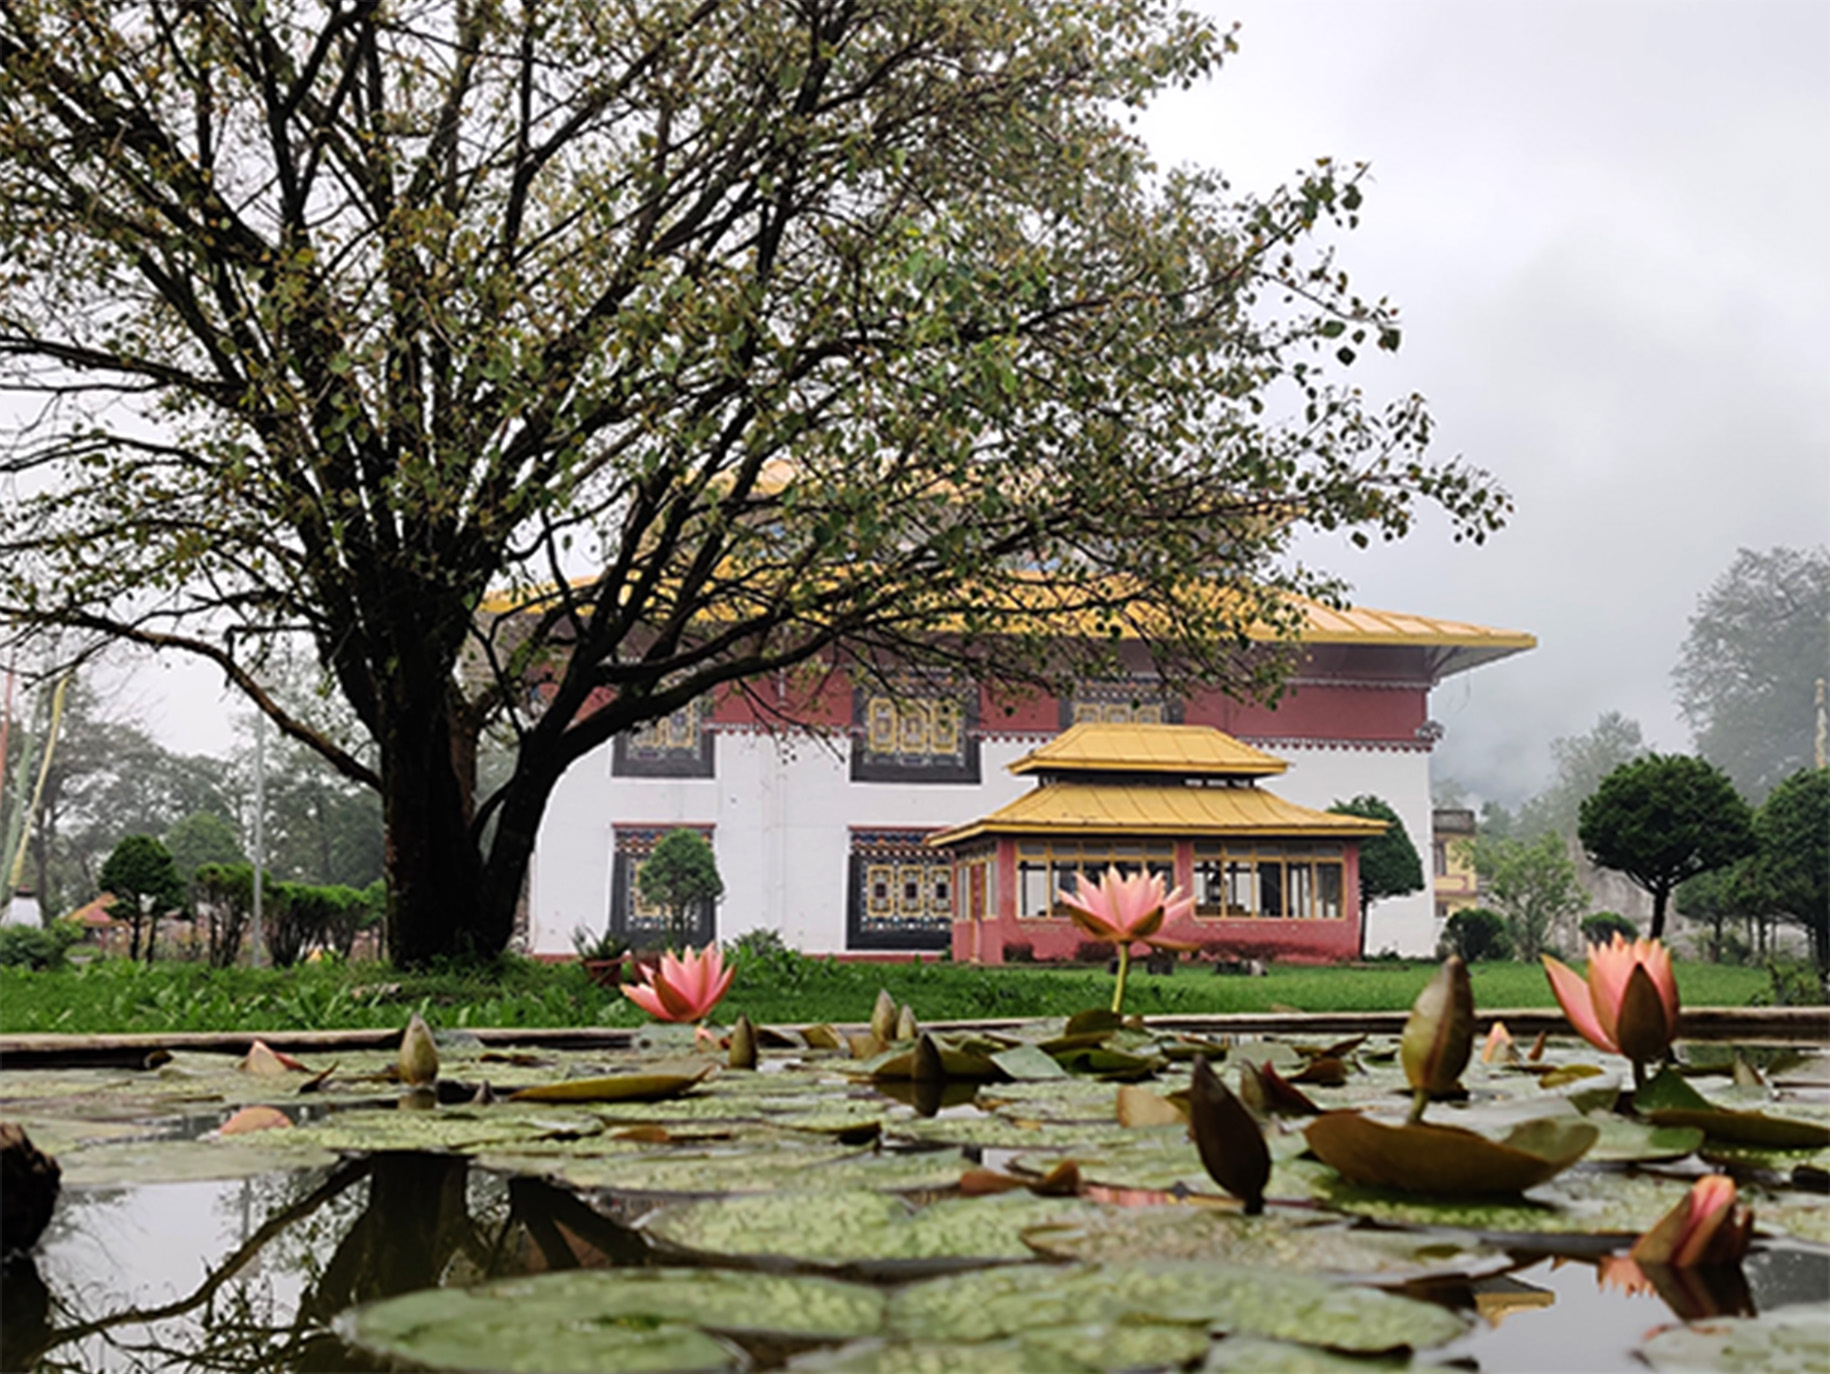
[641,1187,1100,1271]
[1638,1302,1830,1372]
[1646,1108,1830,1150]
[1020,1205,1504,1283]
[507,1066,714,1103]
[1582,1115,1706,1164]
[57,1137,339,1186]
[1304,1112,1598,1194]
[789,1338,1064,1372]
[338,1267,884,1371]
[1198,1338,1415,1371]
[887,1261,1469,1353]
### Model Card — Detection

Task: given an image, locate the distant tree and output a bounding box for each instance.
[99,834,185,962]
[1674,546,1830,802]
[1469,831,1586,962]
[192,862,256,969]
[1578,754,1757,941]
[1438,907,1513,963]
[1477,799,1517,842]
[1676,865,1764,964]
[165,811,246,886]
[1328,795,1423,957]
[1518,711,1646,840]
[637,830,725,950]
[0,1,1508,967]
[1744,768,1829,972]
[1579,912,1638,946]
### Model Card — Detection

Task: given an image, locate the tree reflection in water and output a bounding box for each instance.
[12,1153,647,1372]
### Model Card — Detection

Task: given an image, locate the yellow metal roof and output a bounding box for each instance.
[1009,722,1288,778]
[928,781,1389,848]
[1290,601,1536,652]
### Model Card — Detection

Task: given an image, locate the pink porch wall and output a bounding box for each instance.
[951,840,1365,965]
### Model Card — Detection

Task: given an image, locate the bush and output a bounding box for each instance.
[1580,912,1638,946]
[1439,907,1514,963]
[0,921,81,970]
[1758,958,1827,1007]
[1072,940,1116,964]
[1003,941,1035,963]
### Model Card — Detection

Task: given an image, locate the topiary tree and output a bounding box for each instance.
[1744,768,1829,973]
[637,830,724,950]
[1579,912,1638,947]
[1468,831,1586,962]
[1328,795,1423,957]
[98,834,185,962]
[1578,754,1758,941]
[1438,907,1513,963]
[191,862,255,968]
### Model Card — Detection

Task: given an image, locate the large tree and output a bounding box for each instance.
[1577,754,1757,942]
[1745,767,1829,973]
[1673,546,1830,802]
[0,1,1506,965]
[1327,793,1422,957]
[1467,831,1585,962]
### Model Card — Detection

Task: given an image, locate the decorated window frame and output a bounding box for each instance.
[610,825,718,946]
[1013,839,1177,921]
[849,682,980,784]
[612,698,715,779]
[1059,681,1183,729]
[847,829,953,949]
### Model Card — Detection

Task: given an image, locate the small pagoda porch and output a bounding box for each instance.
[928,723,1387,966]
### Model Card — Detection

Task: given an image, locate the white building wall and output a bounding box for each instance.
[530,726,1440,957]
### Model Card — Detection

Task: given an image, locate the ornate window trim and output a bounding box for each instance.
[847,829,953,949]
[849,684,980,784]
[613,699,715,778]
[1189,841,1347,921]
[1059,682,1183,729]
[610,825,717,946]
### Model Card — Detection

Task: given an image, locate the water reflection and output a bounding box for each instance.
[16,1154,654,1372]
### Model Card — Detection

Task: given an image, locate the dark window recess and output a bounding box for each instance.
[850,687,980,783]
[1060,682,1182,729]
[613,700,715,778]
[847,830,952,950]
[610,827,716,946]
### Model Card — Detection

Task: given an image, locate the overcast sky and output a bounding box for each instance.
[1141,0,1830,803]
[114,0,1830,806]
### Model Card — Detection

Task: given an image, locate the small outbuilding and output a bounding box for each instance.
[928,722,1388,965]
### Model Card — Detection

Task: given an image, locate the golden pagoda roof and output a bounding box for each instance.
[928,781,1388,848]
[1009,722,1288,778]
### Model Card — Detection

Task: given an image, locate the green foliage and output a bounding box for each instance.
[0,1,1509,968]
[1674,546,1830,801]
[0,918,81,970]
[98,834,186,962]
[637,830,724,949]
[1757,958,1827,1008]
[1745,767,1830,970]
[1468,832,1586,962]
[1327,795,1424,907]
[164,809,246,882]
[1438,907,1514,963]
[1579,912,1638,946]
[1578,753,1758,940]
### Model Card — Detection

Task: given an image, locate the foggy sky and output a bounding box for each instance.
[120,1,1830,808]
[1143,0,1830,804]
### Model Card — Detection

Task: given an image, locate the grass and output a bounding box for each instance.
[0,949,1775,1037]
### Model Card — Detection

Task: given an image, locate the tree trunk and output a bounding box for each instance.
[382,707,492,967]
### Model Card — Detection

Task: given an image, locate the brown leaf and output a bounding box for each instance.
[870,988,898,1043]
[1303,1111,1598,1194]
[218,1105,292,1136]
[241,1041,302,1076]
[1189,1054,1269,1215]
[729,1014,758,1070]
[1115,1084,1187,1128]
[1258,1062,1322,1116]
[1287,1056,1348,1088]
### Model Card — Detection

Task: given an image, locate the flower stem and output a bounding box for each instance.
[1407,1087,1430,1126]
[1111,945,1132,1015]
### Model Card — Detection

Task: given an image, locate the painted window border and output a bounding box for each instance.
[846,828,953,950]
[612,700,715,779]
[849,684,980,784]
[610,825,718,946]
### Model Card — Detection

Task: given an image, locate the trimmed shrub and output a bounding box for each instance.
[0,920,81,970]
[1580,912,1639,946]
[1439,907,1514,963]
[1073,939,1116,964]
[1003,941,1036,963]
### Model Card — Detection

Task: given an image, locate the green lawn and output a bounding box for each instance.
[0,951,1774,1037]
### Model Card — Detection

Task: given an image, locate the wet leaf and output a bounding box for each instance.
[1303,1112,1598,1195]
[1637,1065,1715,1112]
[241,1041,303,1076]
[802,1023,844,1050]
[1583,1116,1705,1164]
[1638,1302,1830,1372]
[508,1066,714,1104]
[217,1105,292,1136]
[1287,1056,1348,1087]
[1190,1055,1270,1214]
[989,1044,1068,1081]
[1021,1206,1505,1283]
[1646,1108,1830,1150]
[886,1261,1468,1353]
[337,1267,883,1371]
[1064,1009,1124,1038]
[1115,1084,1186,1128]
[1400,957,1473,1097]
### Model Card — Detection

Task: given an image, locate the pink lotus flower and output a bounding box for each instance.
[1542,934,1680,1082]
[1058,866,1193,946]
[1058,867,1194,1014]
[1630,1173,1753,1268]
[623,943,734,1023]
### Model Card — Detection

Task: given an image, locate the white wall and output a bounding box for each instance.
[529,728,1441,957]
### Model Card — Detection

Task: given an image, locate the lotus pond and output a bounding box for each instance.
[3,1013,1827,1373]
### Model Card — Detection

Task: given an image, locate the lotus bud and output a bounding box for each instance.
[1614,964,1674,1068]
[729,1013,759,1070]
[895,1004,919,1042]
[398,1012,440,1087]
[870,988,898,1043]
[913,1032,946,1083]
[1401,957,1473,1123]
[1631,1174,1753,1268]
